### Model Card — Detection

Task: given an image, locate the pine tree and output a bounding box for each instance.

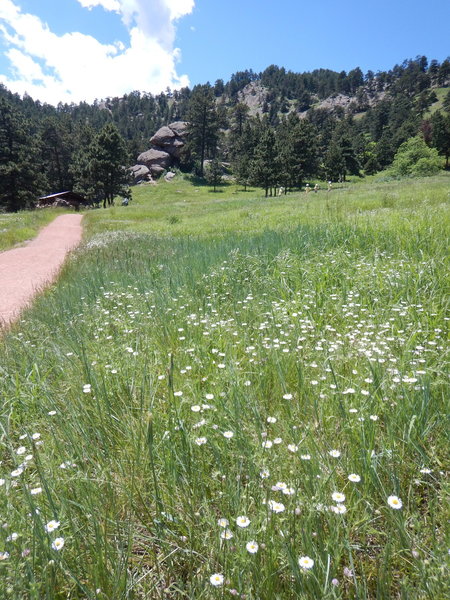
[249,126,279,196]
[277,114,318,190]
[443,90,450,113]
[40,116,73,192]
[230,103,250,138]
[72,123,130,207]
[90,123,131,208]
[0,98,46,211]
[324,142,345,182]
[205,158,223,192]
[231,123,255,191]
[71,124,99,202]
[431,111,450,168]
[186,84,219,176]
[229,105,252,189]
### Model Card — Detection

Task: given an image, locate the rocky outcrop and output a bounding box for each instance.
[150,124,185,158]
[166,121,189,139]
[131,121,189,182]
[129,164,152,184]
[238,82,269,116]
[137,148,172,170]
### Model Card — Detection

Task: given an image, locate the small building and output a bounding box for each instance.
[36,191,89,209]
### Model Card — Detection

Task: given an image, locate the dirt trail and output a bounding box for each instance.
[0,214,84,327]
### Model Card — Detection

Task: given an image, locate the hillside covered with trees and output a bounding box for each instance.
[1,55,449,210]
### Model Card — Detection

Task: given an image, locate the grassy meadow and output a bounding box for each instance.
[0,174,449,599]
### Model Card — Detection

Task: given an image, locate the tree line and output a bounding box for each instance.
[0,55,449,210]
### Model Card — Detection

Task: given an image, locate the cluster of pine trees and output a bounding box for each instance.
[0,55,449,211]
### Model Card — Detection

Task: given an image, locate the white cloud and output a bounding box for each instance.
[0,0,194,104]
[77,0,121,11]
[166,0,195,21]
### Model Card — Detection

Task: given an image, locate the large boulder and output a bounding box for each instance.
[130,164,152,183]
[168,121,189,138]
[164,171,176,182]
[150,125,176,146]
[150,165,166,177]
[137,148,172,176]
[150,122,188,158]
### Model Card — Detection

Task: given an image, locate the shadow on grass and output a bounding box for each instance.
[185,174,234,189]
[185,174,209,187]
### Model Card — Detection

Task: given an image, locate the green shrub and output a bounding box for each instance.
[390,136,442,177]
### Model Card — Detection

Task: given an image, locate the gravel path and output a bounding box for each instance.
[0,214,84,327]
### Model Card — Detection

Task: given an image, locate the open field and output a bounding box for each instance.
[0,175,449,598]
[84,174,450,238]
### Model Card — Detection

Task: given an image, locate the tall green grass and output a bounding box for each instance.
[0,175,448,598]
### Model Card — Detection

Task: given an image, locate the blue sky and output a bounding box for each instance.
[0,0,448,104]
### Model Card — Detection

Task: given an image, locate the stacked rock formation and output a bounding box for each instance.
[131,121,188,183]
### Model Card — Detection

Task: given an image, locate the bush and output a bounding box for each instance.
[390,136,442,177]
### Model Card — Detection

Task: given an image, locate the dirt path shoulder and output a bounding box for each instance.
[0,214,84,328]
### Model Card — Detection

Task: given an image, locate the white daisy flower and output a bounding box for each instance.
[274,481,287,491]
[220,529,233,540]
[52,537,65,551]
[268,500,285,513]
[387,495,402,509]
[209,573,224,586]
[45,520,60,533]
[348,473,361,482]
[330,504,347,514]
[246,540,259,554]
[331,492,345,503]
[236,516,250,528]
[298,555,314,569]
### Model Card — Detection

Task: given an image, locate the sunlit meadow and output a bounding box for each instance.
[0,175,448,598]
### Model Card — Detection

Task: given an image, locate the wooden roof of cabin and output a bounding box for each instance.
[38,191,88,203]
